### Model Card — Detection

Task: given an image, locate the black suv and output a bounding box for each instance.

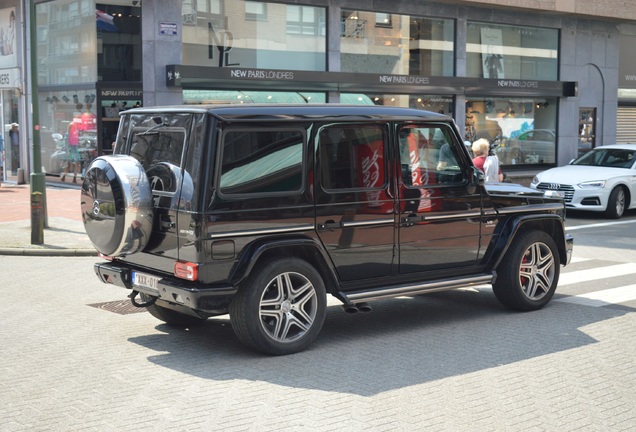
[81,105,573,355]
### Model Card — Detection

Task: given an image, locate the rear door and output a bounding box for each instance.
[121,113,193,262]
[396,123,483,275]
[314,122,396,282]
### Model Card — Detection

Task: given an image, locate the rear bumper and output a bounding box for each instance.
[94,262,237,313]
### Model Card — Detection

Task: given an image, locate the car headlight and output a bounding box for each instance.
[578,180,606,188]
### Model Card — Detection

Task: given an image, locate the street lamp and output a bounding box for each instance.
[29,0,46,244]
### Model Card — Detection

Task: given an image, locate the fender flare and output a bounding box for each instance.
[227,236,340,290]
[489,214,569,270]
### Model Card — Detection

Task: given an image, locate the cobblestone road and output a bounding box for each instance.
[1,254,635,431]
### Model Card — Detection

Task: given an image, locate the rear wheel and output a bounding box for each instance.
[493,230,560,311]
[605,186,626,219]
[229,258,327,355]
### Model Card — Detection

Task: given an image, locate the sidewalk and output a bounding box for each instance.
[0,181,96,256]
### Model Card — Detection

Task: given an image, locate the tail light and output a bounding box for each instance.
[174,261,198,281]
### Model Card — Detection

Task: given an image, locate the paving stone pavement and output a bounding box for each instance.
[1,254,635,431]
[2,180,635,431]
[0,183,95,256]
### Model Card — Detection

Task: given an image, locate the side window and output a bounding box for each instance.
[399,125,464,187]
[219,128,304,195]
[319,124,386,191]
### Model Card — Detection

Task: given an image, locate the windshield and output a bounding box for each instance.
[573,148,636,168]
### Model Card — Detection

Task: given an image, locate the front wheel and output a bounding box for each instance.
[605,186,626,219]
[229,258,327,355]
[493,230,560,311]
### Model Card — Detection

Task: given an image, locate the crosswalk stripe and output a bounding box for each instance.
[559,263,636,286]
[556,285,636,307]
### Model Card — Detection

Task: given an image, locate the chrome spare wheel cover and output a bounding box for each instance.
[80,155,153,256]
[518,241,556,300]
[259,272,318,343]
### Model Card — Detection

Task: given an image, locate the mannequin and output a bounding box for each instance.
[61,105,83,182]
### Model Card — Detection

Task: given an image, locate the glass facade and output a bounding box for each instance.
[18,0,568,179]
[465,97,557,165]
[35,0,97,86]
[341,10,454,76]
[181,1,326,71]
[466,22,558,80]
[34,1,141,179]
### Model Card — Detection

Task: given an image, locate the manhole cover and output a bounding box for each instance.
[89,300,147,315]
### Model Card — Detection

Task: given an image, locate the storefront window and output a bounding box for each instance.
[341,10,454,76]
[344,93,454,114]
[467,22,558,80]
[183,89,318,104]
[465,97,557,165]
[181,1,326,71]
[40,91,98,179]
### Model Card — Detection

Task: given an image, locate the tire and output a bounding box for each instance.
[80,155,154,256]
[493,230,560,311]
[229,258,327,355]
[146,162,179,193]
[140,294,207,327]
[605,186,626,219]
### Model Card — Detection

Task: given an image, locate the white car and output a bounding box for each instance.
[530,144,636,218]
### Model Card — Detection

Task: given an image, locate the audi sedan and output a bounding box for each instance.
[530,144,636,218]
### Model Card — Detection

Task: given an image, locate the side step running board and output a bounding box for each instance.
[338,274,494,304]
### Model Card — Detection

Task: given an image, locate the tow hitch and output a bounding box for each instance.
[128,290,158,308]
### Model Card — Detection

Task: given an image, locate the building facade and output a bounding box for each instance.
[1,0,634,183]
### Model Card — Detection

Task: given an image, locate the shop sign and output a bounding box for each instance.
[159,22,178,36]
[229,68,295,81]
[497,80,539,88]
[100,89,143,98]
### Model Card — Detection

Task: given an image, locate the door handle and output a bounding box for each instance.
[402,214,419,226]
[318,219,340,230]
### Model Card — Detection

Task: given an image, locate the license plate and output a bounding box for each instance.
[132,271,161,290]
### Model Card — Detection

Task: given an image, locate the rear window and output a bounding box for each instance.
[116,114,192,193]
[116,114,192,168]
[219,128,305,195]
[129,128,186,169]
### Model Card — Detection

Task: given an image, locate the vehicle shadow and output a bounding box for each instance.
[127,288,632,396]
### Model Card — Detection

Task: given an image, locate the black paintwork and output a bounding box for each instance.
[91,104,572,315]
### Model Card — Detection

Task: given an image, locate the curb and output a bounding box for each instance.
[0,248,97,257]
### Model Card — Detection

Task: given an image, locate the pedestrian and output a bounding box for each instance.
[9,123,19,175]
[472,138,503,183]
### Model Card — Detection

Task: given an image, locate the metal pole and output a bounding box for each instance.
[28,0,46,243]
